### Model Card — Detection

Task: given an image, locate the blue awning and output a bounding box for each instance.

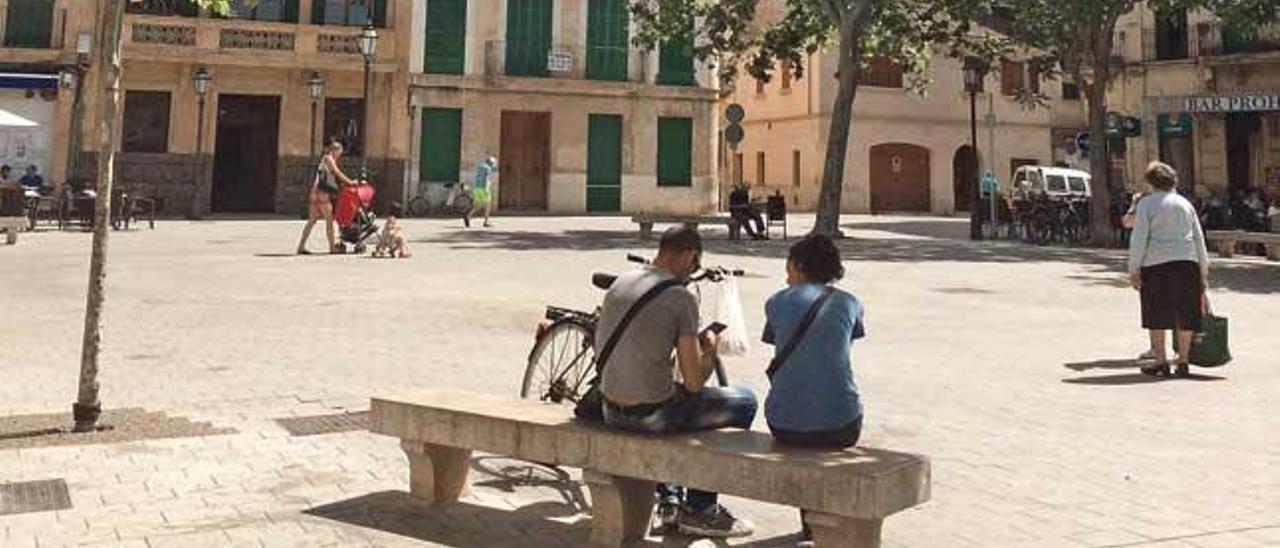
[0,73,58,90]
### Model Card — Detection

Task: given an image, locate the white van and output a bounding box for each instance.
[1012,166,1092,200]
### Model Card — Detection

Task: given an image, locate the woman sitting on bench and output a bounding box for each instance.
[762,234,866,546]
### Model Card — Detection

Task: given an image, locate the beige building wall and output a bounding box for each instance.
[410,0,721,215]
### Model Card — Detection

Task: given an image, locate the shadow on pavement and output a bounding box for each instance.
[469,456,589,516]
[1062,372,1227,386]
[1064,358,1142,372]
[306,490,796,547]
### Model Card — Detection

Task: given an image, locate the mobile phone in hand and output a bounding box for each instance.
[701,322,727,337]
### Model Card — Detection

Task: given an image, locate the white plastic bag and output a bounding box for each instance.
[700,278,751,357]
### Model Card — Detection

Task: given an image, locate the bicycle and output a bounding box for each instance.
[407,182,475,218]
[520,254,744,405]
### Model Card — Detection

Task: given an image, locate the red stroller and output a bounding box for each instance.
[335,183,379,254]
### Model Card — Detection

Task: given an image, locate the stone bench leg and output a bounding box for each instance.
[727,220,741,241]
[1267,244,1280,261]
[805,511,883,548]
[3,227,15,245]
[639,222,653,240]
[584,470,655,547]
[1218,240,1236,258]
[400,440,471,508]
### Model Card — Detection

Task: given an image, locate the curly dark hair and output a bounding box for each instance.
[788,234,844,284]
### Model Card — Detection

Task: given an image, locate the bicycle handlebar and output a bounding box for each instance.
[624,254,742,282]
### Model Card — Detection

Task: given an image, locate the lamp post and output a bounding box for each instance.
[307,71,325,162]
[963,57,986,241]
[64,33,92,192]
[189,67,211,219]
[357,20,379,181]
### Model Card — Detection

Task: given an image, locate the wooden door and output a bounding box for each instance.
[869,143,930,213]
[212,94,280,213]
[500,111,550,210]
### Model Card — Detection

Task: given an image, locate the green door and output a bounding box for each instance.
[587,114,623,212]
[657,33,695,86]
[4,0,53,48]
[505,0,553,77]
[421,108,463,183]
[585,0,628,81]
[657,117,692,187]
[425,0,466,74]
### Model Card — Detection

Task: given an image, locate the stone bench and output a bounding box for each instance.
[0,216,25,245]
[1206,230,1280,261]
[370,389,930,547]
[631,214,742,241]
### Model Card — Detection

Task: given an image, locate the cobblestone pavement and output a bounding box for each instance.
[2,215,1278,548]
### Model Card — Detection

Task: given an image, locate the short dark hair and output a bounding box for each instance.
[1144,161,1178,191]
[387,202,403,217]
[788,234,844,284]
[659,225,702,254]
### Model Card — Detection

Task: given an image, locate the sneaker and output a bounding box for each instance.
[677,504,753,538]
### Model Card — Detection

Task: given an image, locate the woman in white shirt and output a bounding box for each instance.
[1127,161,1210,377]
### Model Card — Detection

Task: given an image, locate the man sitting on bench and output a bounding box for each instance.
[597,226,758,539]
[729,184,767,240]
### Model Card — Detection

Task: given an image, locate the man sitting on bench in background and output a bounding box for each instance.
[729,184,767,240]
[597,225,758,538]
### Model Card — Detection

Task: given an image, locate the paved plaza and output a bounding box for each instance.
[2,215,1279,548]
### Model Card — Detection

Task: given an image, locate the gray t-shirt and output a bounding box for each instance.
[597,266,699,405]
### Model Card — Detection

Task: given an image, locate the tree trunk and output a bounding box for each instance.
[74,0,127,433]
[1085,24,1117,248]
[812,21,862,237]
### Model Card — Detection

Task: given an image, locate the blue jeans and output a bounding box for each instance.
[603,385,758,512]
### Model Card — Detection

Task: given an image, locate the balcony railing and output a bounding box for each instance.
[124,14,396,60]
[0,2,66,50]
[483,40,649,83]
[1197,20,1280,57]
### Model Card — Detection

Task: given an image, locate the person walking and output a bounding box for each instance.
[761,234,865,546]
[464,154,497,228]
[1127,161,1211,377]
[297,139,356,255]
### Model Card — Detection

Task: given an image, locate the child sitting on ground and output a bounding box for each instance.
[373,202,412,258]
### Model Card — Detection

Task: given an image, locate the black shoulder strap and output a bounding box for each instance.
[595,278,683,374]
[766,287,836,380]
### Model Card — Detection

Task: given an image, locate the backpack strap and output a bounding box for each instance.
[594,278,683,375]
[766,286,836,380]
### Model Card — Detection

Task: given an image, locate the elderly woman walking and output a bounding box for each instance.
[1128,161,1211,377]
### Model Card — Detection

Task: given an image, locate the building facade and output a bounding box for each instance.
[407,0,720,215]
[723,46,1087,215]
[1108,3,1280,201]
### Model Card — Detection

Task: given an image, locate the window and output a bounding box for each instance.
[122,91,171,153]
[862,56,903,88]
[780,61,792,90]
[312,0,387,27]
[756,151,766,185]
[325,98,365,157]
[657,117,693,186]
[1067,176,1088,193]
[3,0,54,48]
[733,152,743,185]
[792,150,800,187]
[1061,81,1080,100]
[755,77,765,94]
[1154,9,1189,60]
[424,0,466,75]
[658,30,695,86]
[1000,59,1025,96]
[126,0,199,16]
[586,0,629,81]
[505,0,554,77]
[420,108,462,182]
[1046,174,1068,193]
[224,0,297,22]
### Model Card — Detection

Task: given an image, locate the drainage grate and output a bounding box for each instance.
[0,479,72,516]
[275,411,369,437]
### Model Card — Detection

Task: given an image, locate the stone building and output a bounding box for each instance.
[1108,4,1280,200]
[407,0,720,215]
[722,45,1087,214]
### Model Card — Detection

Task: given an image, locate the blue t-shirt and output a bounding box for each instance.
[474,161,494,190]
[762,284,864,432]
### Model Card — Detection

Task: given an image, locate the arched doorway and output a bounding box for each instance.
[953,145,979,212]
[869,143,931,213]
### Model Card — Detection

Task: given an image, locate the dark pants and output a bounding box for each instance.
[1140,261,1203,332]
[771,416,863,540]
[730,208,766,237]
[604,386,758,511]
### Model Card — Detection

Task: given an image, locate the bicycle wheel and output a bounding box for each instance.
[453,193,475,215]
[408,195,430,217]
[521,320,596,404]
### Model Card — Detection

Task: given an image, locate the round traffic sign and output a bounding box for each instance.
[725,103,745,124]
[725,123,744,145]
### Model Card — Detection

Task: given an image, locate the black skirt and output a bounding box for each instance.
[1140,261,1203,331]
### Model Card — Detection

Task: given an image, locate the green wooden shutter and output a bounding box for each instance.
[311,0,327,24]
[657,117,692,187]
[658,33,695,86]
[585,0,628,81]
[587,114,623,212]
[4,0,53,48]
[425,0,466,74]
[372,0,388,27]
[421,108,463,183]
[505,0,552,77]
[282,0,299,22]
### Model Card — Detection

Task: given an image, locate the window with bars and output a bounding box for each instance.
[1000,59,1026,96]
[122,91,171,153]
[792,150,800,187]
[756,151,766,185]
[861,57,903,88]
[780,61,792,90]
[1061,81,1080,100]
[325,98,365,157]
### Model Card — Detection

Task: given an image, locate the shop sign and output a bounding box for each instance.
[1158,113,1193,137]
[1182,93,1280,113]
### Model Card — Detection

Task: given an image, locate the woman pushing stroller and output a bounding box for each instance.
[297,138,359,255]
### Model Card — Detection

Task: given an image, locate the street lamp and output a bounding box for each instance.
[307,71,325,162]
[357,20,379,181]
[190,67,211,219]
[963,57,986,241]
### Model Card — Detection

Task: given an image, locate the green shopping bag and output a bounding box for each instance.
[1190,296,1231,368]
